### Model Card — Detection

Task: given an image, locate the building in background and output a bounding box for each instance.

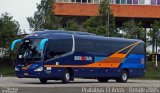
[53,0,160,27]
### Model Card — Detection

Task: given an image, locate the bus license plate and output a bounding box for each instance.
[24,73,28,76]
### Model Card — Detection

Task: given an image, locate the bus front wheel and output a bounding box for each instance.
[62,70,71,83]
[39,78,48,84]
[116,70,128,83]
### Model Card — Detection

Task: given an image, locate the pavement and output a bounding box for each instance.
[0,77,160,93]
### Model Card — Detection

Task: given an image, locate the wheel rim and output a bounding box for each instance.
[65,73,70,81]
[122,73,127,81]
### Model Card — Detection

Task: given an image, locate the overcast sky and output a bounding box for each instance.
[0,0,41,33]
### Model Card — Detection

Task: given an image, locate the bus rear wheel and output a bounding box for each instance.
[39,78,48,84]
[62,70,71,83]
[97,77,108,82]
[116,70,128,83]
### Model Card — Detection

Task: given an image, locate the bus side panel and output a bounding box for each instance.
[120,54,145,78]
[128,68,145,78]
[73,68,121,78]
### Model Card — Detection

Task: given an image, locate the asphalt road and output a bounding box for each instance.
[0,77,160,93]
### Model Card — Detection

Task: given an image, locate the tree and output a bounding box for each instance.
[121,20,146,41]
[148,21,160,53]
[65,19,79,31]
[83,16,106,35]
[83,0,117,36]
[27,0,61,31]
[0,12,20,49]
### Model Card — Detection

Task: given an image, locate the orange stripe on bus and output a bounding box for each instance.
[109,53,126,58]
[22,64,31,70]
[44,63,120,68]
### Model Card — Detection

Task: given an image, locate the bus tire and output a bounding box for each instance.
[39,78,47,84]
[97,77,108,82]
[62,70,70,83]
[116,70,128,83]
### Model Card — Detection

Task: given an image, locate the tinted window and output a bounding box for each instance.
[130,43,144,54]
[151,0,156,4]
[127,0,132,4]
[116,0,120,4]
[121,0,126,4]
[45,39,72,60]
[133,0,138,4]
[75,36,133,54]
[158,0,160,4]
[75,36,144,55]
[75,38,92,52]
[139,0,145,4]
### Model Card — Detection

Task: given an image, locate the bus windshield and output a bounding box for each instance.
[18,39,43,63]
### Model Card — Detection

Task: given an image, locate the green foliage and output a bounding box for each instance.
[0,57,15,76]
[27,0,61,31]
[121,20,146,41]
[83,0,118,36]
[65,19,79,31]
[148,21,160,53]
[0,12,20,48]
[83,16,107,35]
[99,0,109,16]
[143,61,160,79]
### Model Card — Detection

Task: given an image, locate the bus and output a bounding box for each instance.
[11,30,145,83]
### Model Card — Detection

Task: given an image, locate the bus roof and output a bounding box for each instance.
[25,30,144,43]
[29,30,96,36]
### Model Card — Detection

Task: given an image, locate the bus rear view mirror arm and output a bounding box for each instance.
[11,39,22,50]
[39,39,48,51]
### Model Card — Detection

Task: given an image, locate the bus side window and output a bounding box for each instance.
[45,39,72,61]
[46,51,55,60]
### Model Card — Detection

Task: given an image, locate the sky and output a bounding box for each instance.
[0,0,41,33]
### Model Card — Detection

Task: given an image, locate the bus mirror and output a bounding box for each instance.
[11,39,22,50]
[39,39,48,51]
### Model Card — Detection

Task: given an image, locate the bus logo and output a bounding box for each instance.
[74,56,92,61]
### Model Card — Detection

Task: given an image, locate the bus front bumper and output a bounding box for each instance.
[15,70,45,78]
[15,67,64,78]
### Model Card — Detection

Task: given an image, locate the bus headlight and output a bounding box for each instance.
[15,67,19,71]
[34,67,43,71]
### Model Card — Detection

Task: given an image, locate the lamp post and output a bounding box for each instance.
[155,38,158,67]
[107,1,110,37]
[155,29,160,67]
[107,9,109,37]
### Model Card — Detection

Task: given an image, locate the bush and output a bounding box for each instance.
[0,57,15,76]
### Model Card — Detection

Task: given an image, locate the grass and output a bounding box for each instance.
[0,66,15,76]
[142,61,160,80]
[0,61,160,79]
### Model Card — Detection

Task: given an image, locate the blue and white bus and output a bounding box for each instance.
[11,30,145,83]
